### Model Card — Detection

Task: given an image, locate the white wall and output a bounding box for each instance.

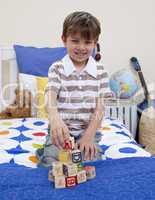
[0,0,155,89]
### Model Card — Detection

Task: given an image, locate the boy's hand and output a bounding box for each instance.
[50,117,70,149]
[78,134,97,161]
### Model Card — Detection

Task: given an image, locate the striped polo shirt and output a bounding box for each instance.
[45,54,110,137]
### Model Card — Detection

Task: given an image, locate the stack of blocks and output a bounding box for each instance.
[48,137,96,189]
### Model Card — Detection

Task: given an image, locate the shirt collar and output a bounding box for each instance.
[62,54,97,78]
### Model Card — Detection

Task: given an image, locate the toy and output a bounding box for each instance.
[77,163,84,171]
[58,150,71,163]
[84,166,96,180]
[52,162,63,176]
[63,163,77,176]
[54,175,66,188]
[48,136,96,189]
[0,88,32,119]
[77,170,87,184]
[66,176,77,187]
[71,149,82,163]
[64,139,73,150]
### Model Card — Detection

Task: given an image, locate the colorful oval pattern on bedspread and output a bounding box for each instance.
[0,118,151,168]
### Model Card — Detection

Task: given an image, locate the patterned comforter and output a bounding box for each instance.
[0,117,150,168]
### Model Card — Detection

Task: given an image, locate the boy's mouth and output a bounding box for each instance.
[74,52,87,57]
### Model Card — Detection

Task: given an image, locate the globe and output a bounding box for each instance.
[109,69,139,99]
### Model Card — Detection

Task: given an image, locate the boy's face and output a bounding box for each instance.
[62,33,96,67]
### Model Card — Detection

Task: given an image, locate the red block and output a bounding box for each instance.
[66,176,77,187]
[64,139,72,150]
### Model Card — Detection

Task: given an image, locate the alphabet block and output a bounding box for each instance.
[66,176,77,187]
[55,176,66,189]
[58,150,71,163]
[71,149,82,163]
[84,166,96,180]
[63,163,78,176]
[77,163,84,171]
[64,139,72,150]
[64,136,75,150]
[52,162,63,176]
[77,170,87,184]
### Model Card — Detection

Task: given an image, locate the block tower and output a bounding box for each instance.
[48,137,96,189]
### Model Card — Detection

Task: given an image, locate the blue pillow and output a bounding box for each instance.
[14,45,67,77]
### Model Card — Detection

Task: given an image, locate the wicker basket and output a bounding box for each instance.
[139,107,155,155]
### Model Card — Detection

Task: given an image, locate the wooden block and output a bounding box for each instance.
[77,170,87,184]
[77,163,84,172]
[54,175,66,189]
[52,162,63,176]
[66,176,77,187]
[71,149,82,163]
[64,136,75,150]
[58,150,71,163]
[84,166,96,180]
[63,163,78,176]
[64,139,72,150]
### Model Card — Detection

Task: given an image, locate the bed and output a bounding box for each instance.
[0,46,155,200]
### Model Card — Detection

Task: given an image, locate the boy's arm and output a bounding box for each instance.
[83,97,104,138]
[45,90,70,148]
[79,97,104,160]
[79,65,111,160]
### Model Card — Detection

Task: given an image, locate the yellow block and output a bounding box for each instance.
[58,150,70,163]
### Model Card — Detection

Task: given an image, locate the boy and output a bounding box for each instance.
[37,11,110,167]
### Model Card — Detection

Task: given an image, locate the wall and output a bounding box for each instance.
[0,0,155,93]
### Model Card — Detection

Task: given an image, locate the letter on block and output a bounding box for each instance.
[84,166,96,180]
[71,149,82,163]
[77,170,87,184]
[66,176,77,187]
[64,136,75,150]
[64,139,72,150]
[55,176,66,189]
[52,162,63,176]
[63,163,78,176]
[58,150,70,163]
[77,163,84,171]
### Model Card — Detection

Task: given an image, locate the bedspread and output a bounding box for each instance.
[0,117,150,168]
[1,157,155,200]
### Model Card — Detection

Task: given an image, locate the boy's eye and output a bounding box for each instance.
[70,39,94,45]
[85,41,93,44]
[71,39,79,43]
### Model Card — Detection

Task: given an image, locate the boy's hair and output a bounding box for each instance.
[62,11,101,42]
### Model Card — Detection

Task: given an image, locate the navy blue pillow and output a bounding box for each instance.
[14,45,67,77]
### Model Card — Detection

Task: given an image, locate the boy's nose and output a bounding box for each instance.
[78,43,85,50]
